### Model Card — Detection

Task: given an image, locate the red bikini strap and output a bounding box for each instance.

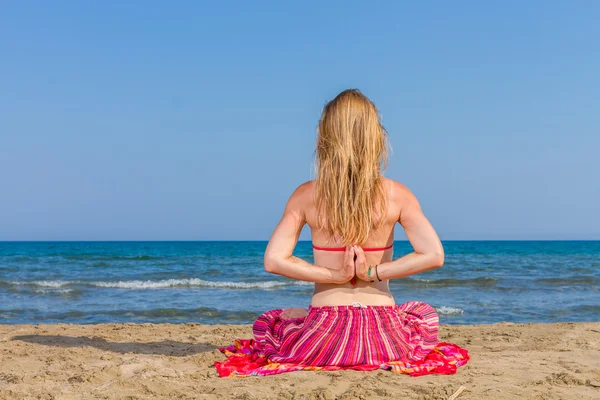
[361,244,394,252]
[312,244,393,252]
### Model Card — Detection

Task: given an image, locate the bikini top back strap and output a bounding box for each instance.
[312,243,394,252]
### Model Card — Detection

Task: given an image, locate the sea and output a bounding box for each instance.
[1,241,598,325]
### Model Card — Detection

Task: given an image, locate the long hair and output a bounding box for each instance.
[315,89,390,246]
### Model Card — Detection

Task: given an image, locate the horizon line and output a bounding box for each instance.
[1,239,599,243]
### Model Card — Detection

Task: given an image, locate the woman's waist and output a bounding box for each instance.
[310,284,395,307]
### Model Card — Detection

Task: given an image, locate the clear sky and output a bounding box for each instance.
[1,1,599,241]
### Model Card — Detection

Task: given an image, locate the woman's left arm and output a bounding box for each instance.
[264,183,355,284]
[355,183,444,281]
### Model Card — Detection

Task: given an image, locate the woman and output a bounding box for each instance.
[215,89,468,377]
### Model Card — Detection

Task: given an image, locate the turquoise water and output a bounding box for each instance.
[1,241,598,325]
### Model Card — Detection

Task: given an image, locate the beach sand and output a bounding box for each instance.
[1,322,599,399]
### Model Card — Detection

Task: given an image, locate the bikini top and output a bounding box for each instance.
[312,243,394,252]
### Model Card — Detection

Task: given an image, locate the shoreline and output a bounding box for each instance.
[1,322,599,399]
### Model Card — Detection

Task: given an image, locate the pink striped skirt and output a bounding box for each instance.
[214,301,469,377]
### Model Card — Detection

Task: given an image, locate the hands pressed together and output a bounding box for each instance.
[280,245,375,321]
[336,245,376,284]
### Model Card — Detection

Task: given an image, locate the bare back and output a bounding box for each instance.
[304,178,404,306]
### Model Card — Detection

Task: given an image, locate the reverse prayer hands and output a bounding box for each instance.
[332,246,356,284]
[354,245,378,283]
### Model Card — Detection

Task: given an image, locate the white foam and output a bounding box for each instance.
[436,306,465,316]
[92,278,301,289]
[10,280,71,288]
[10,278,313,290]
[35,288,74,294]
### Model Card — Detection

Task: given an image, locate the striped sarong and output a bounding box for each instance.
[214,301,469,377]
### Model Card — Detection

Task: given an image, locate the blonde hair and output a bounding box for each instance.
[315,89,389,246]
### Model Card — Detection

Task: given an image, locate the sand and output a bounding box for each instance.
[1,322,599,400]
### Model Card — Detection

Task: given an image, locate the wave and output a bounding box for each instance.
[105,307,260,320]
[2,306,261,323]
[0,308,40,319]
[34,288,75,294]
[550,304,600,315]
[4,307,260,322]
[64,254,160,261]
[436,306,465,316]
[2,280,73,288]
[396,277,497,288]
[5,278,313,290]
[535,276,599,285]
[570,305,600,313]
[91,278,312,289]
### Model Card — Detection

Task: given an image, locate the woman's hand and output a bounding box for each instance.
[331,246,356,284]
[354,245,372,282]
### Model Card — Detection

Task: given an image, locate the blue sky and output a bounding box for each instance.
[1,1,599,241]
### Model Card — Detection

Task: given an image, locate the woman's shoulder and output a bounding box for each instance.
[287,180,315,205]
[382,177,414,198]
[292,180,315,195]
[381,178,422,215]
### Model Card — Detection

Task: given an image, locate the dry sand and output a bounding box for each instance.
[1,322,599,399]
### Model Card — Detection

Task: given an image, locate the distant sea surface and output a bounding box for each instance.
[1,241,598,325]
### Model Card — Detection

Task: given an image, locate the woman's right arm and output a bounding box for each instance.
[264,183,355,284]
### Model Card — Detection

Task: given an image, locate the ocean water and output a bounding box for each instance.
[1,241,598,325]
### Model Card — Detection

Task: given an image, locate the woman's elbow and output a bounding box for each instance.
[430,251,445,269]
[416,250,443,270]
[263,253,279,274]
